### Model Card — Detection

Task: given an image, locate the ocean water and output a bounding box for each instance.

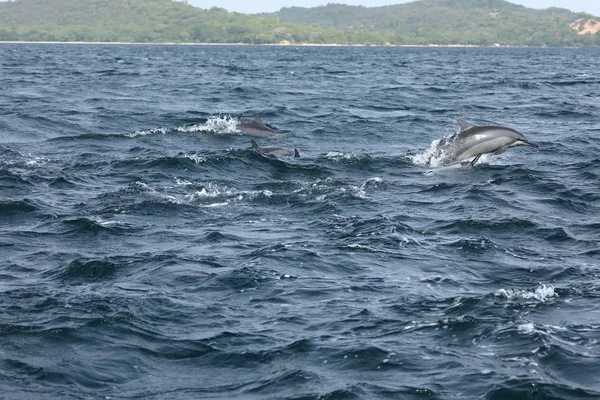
[1,43,600,399]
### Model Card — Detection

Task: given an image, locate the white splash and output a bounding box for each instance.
[292,177,385,201]
[126,127,170,137]
[495,284,557,302]
[191,187,220,199]
[130,181,151,192]
[25,155,51,167]
[118,181,184,205]
[408,135,495,168]
[183,154,207,164]
[408,138,446,167]
[176,115,241,135]
[517,322,535,334]
[201,202,230,208]
[325,151,361,161]
[93,218,126,228]
[125,115,241,138]
[185,183,273,205]
[360,177,383,190]
[174,177,192,186]
[347,243,378,251]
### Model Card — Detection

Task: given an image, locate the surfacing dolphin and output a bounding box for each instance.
[236,113,278,138]
[251,140,300,158]
[434,120,538,166]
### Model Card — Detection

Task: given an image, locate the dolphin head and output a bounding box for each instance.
[510,133,538,148]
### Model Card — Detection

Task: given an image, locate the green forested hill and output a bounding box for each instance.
[0,0,384,43]
[273,0,600,46]
[0,0,598,46]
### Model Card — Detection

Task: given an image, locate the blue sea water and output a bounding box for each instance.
[1,43,600,399]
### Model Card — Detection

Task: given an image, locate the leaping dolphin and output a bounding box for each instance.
[236,113,278,138]
[251,140,300,158]
[434,120,538,166]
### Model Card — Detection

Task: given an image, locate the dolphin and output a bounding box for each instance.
[236,113,278,138]
[434,120,538,166]
[251,140,300,158]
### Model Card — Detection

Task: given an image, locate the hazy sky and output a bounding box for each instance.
[187,0,600,16]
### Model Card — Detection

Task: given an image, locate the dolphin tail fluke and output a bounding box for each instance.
[251,140,259,149]
[294,149,300,158]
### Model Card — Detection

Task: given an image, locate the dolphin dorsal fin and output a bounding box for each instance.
[294,149,300,158]
[457,120,474,132]
[238,113,243,122]
[254,114,262,123]
[251,140,259,149]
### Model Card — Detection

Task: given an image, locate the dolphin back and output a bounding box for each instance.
[236,113,278,137]
[251,140,298,158]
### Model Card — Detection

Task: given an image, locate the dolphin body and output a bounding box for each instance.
[434,120,538,166]
[251,140,300,158]
[236,113,278,138]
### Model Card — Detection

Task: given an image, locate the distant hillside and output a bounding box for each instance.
[0,0,598,46]
[273,0,600,46]
[0,0,384,44]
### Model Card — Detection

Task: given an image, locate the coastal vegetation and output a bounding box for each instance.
[0,0,386,44]
[0,0,598,46]
[274,0,600,46]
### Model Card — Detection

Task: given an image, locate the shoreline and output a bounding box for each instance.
[0,41,499,48]
[0,41,586,48]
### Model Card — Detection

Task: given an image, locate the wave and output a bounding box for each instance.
[0,145,24,160]
[0,199,38,216]
[47,259,122,283]
[485,380,600,399]
[433,217,538,236]
[0,170,34,190]
[0,150,51,170]
[20,217,141,240]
